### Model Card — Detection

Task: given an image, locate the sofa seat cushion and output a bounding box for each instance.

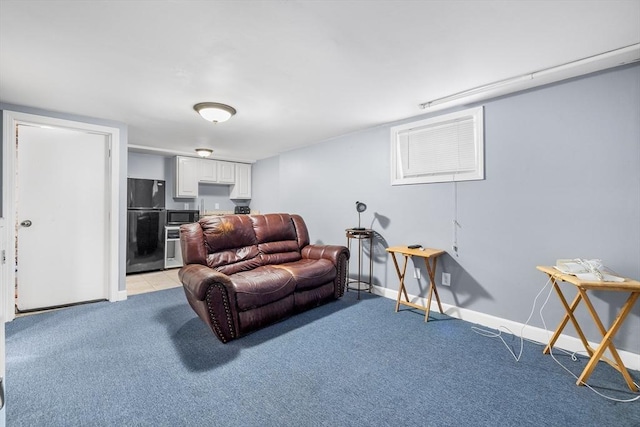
[274,258,336,291]
[232,266,296,311]
[258,240,301,265]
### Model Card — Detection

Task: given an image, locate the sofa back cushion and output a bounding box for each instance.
[203,215,256,251]
[200,215,261,275]
[181,213,309,275]
[252,214,302,265]
[291,214,310,248]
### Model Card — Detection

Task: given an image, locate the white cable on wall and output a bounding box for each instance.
[452,181,460,257]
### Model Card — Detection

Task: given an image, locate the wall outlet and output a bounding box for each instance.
[413,268,421,279]
[215,203,220,209]
[442,272,451,286]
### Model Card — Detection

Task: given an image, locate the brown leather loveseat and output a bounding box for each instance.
[178,213,350,343]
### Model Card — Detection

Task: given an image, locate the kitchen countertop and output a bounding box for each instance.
[201,210,259,216]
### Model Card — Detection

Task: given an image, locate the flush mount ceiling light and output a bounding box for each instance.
[193,102,237,123]
[195,148,213,158]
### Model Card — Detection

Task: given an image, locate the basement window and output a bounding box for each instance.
[390,106,484,185]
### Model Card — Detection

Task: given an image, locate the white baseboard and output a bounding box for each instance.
[371,285,640,372]
[112,290,128,302]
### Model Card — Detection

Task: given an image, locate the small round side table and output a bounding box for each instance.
[345,228,374,299]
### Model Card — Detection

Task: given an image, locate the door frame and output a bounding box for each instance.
[0,218,6,426]
[2,111,121,321]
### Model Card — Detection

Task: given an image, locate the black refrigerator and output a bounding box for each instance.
[126,178,167,274]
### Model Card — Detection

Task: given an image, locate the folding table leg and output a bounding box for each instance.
[576,291,639,391]
[392,254,409,312]
[543,279,591,355]
[424,257,443,322]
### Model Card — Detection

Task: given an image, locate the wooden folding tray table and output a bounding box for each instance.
[537,265,640,391]
[387,246,446,322]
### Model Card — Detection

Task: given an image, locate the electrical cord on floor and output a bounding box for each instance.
[471,278,557,362]
[537,283,640,403]
[471,277,640,403]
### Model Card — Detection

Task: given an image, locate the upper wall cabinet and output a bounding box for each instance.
[217,161,236,184]
[197,159,217,183]
[175,156,247,198]
[175,156,199,198]
[230,163,252,200]
[198,159,236,184]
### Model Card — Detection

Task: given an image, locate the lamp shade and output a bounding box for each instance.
[194,102,236,123]
[354,201,367,230]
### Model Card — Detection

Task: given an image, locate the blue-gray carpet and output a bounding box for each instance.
[6,288,640,426]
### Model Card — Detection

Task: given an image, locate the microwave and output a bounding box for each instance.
[166,210,199,225]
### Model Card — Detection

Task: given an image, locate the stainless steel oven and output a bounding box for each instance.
[164,226,183,269]
[164,210,199,269]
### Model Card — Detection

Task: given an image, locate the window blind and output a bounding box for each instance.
[390,107,484,185]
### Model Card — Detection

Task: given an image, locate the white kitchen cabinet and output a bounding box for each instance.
[230,163,251,199]
[175,157,245,199]
[197,159,218,183]
[217,161,236,184]
[175,156,198,198]
[198,159,235,184]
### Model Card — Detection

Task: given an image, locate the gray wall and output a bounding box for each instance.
[251,64,640,354]
[0,102,129,292]
[127,152,241,211]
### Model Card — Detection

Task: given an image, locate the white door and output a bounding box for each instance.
[0,219,6,427]
[16,124,109,311]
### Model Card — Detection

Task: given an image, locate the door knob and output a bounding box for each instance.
[20,219,32,227]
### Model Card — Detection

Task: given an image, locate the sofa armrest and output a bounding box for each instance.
[179,264,239,343]
[302,244,350,264]
[179,222,208,266]
[179,264,233,301]
[302,245,350,298]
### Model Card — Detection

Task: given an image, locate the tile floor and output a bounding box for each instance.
[125,268,182,295]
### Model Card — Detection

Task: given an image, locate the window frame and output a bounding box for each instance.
[390,106,484,185]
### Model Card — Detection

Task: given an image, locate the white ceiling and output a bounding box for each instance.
[1,1,639,162]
